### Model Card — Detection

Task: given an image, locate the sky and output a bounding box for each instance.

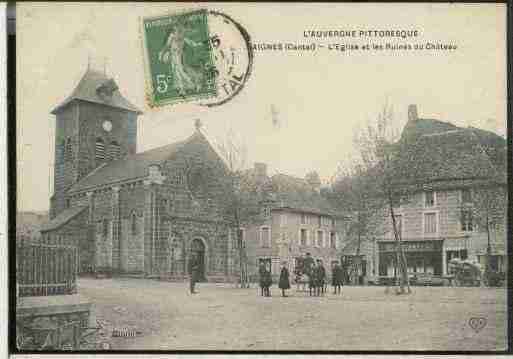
[16,3,507,212]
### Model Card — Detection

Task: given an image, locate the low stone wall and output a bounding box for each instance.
[16,294,93,350]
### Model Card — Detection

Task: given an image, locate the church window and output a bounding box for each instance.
[130,211,137,235]
[108,141,121,161]
[95,138,105,162]
[65,138,73,162]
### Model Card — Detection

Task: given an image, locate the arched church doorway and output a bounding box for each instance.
[190,238,206,281]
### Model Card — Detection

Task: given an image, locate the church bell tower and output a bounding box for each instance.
[49,66,142,218]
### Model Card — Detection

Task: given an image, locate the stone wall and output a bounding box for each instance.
[155,216,231,279]
[51,104,79,218]
[42,210,91,273]
[119,184,146,272]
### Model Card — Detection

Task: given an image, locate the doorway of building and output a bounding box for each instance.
[190,238,206,281]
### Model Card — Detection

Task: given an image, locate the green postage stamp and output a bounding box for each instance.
[141,9,217,107]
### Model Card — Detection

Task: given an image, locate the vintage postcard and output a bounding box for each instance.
[13,2,508,353]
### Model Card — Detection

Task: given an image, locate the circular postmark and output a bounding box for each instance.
[200,10,253,107]
[141,9,253,108]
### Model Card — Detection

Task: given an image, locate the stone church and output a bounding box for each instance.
[40,67,236,281]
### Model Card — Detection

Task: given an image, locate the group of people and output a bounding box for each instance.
[258,253,346,297]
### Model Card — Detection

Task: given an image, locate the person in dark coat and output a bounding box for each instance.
[258,262,267,296]
[188,253,200,294]
[279,261,291,297]
[303,253,314,277]
[319,260,327,295]
[309,261,318,296]
[316,259,326,296]
[264,262,272,297]
[332,260,344,295]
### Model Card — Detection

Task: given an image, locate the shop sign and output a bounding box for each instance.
[379,241,442,252]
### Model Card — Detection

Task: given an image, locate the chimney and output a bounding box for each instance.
[254,162,267,181]
[305,171,321,193]
[408,104,418,122]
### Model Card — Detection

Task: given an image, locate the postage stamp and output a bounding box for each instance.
[141,9,253,108]
[141,9,217,107]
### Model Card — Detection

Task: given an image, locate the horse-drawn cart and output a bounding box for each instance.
[448,258,482,287]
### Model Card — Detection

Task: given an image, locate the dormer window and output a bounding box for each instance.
[96,79,118,101]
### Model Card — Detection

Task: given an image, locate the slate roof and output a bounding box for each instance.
[51,69,142,114]
[394,118,506,187]
[270,173,337,216]
[68,138,191,193]
[40,206,87,232]
[400,118,459,140]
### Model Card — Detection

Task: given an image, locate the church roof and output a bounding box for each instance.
[51,68,142,114]
[68,138,190,193]
[40,206,87,232]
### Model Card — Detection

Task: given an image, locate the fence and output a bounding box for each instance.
[16,242,78,297]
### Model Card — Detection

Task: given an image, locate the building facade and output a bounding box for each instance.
[240,165,345,281]
[40,67,236,281]
[373,105,507,280]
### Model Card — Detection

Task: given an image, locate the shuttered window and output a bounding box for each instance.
[330,232,336,248]
[461,189,472,204]
[95,138,105,162]
[461,209,473,232]
[424,213,437,234]
[260,227,270,248]
[425,191,435,207]
[300,229,307,246]
[109,141,121,161]
[317,230,324,247]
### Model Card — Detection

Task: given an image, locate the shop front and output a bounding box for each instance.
[378,240,443,278]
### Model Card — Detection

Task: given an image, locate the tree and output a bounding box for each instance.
[352,103,413,294]
[460,185,507,285]
[329,159,384,284]
[216,129,268,288]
